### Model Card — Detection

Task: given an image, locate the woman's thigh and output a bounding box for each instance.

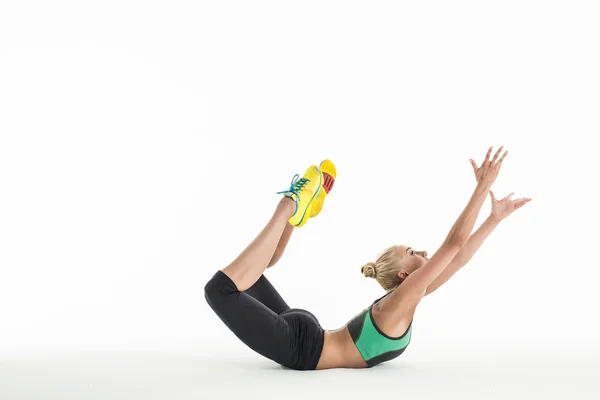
[243,274,290,315]
[204,270,295,366]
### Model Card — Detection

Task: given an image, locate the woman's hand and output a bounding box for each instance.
[489,191,531,222]
[469,146,508,188]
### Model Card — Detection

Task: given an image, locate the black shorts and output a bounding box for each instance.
[204,270,325,370]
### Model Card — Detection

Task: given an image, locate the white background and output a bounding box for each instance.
[1,1,599,399]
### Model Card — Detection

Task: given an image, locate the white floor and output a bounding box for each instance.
[1,344,598,400]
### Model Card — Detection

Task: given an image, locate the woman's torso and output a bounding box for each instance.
[316,299,417,370]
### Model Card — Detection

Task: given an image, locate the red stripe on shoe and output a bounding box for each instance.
[322,173,335,194]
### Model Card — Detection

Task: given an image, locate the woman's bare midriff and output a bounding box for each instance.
[314,301,418,370]
[315,326,367,370]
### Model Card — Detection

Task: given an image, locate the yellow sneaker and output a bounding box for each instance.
[276,165,323,227]
[310,159,336,218]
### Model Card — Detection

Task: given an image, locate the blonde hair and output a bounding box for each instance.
[361,245,402,291]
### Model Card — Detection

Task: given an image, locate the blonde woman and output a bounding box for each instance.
[204,147,530,370]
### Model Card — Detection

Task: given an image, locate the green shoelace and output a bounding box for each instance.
[276,174,310,201]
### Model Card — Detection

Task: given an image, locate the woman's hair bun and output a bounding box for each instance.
[361,262,377,278]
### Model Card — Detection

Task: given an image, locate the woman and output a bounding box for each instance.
[204,147,530,370]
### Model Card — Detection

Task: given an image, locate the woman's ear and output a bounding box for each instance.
[398,271,409,283]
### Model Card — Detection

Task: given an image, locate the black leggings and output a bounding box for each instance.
[204,270,325,370]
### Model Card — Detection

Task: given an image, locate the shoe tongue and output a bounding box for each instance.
[286,192,299,201]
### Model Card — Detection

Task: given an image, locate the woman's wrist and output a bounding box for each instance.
[474,182,491,198]
[489,213,502,224]
[476,180,492,190]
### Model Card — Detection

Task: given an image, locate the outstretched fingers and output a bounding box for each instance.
[503,192,515,200]
[497,150,508,165]
[484,146,493,165]
[491,146,504,164]
[514,198,531,210]
[469,158,478,174]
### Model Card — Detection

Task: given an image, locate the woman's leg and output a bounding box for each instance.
[204,270,295,367]
[205,165,325,369]
[244,274,290,314]
[267,222,294,268]
[242,223,294,314]
[205,269,323,370]
[221,197,296,291]
[206,198,295,364]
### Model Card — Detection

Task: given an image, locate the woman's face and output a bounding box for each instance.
[395,245,428,278]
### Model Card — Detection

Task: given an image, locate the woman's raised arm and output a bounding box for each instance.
[388,146,508,313]
[424,187,532,296]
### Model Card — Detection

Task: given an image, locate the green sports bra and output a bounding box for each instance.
[347,294,412,367]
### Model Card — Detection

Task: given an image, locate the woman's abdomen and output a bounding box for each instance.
[316,326,368,369]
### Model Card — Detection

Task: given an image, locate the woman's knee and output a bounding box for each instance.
[204,270,238,306]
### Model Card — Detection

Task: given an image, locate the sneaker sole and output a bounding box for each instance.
[310,159,336,218]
